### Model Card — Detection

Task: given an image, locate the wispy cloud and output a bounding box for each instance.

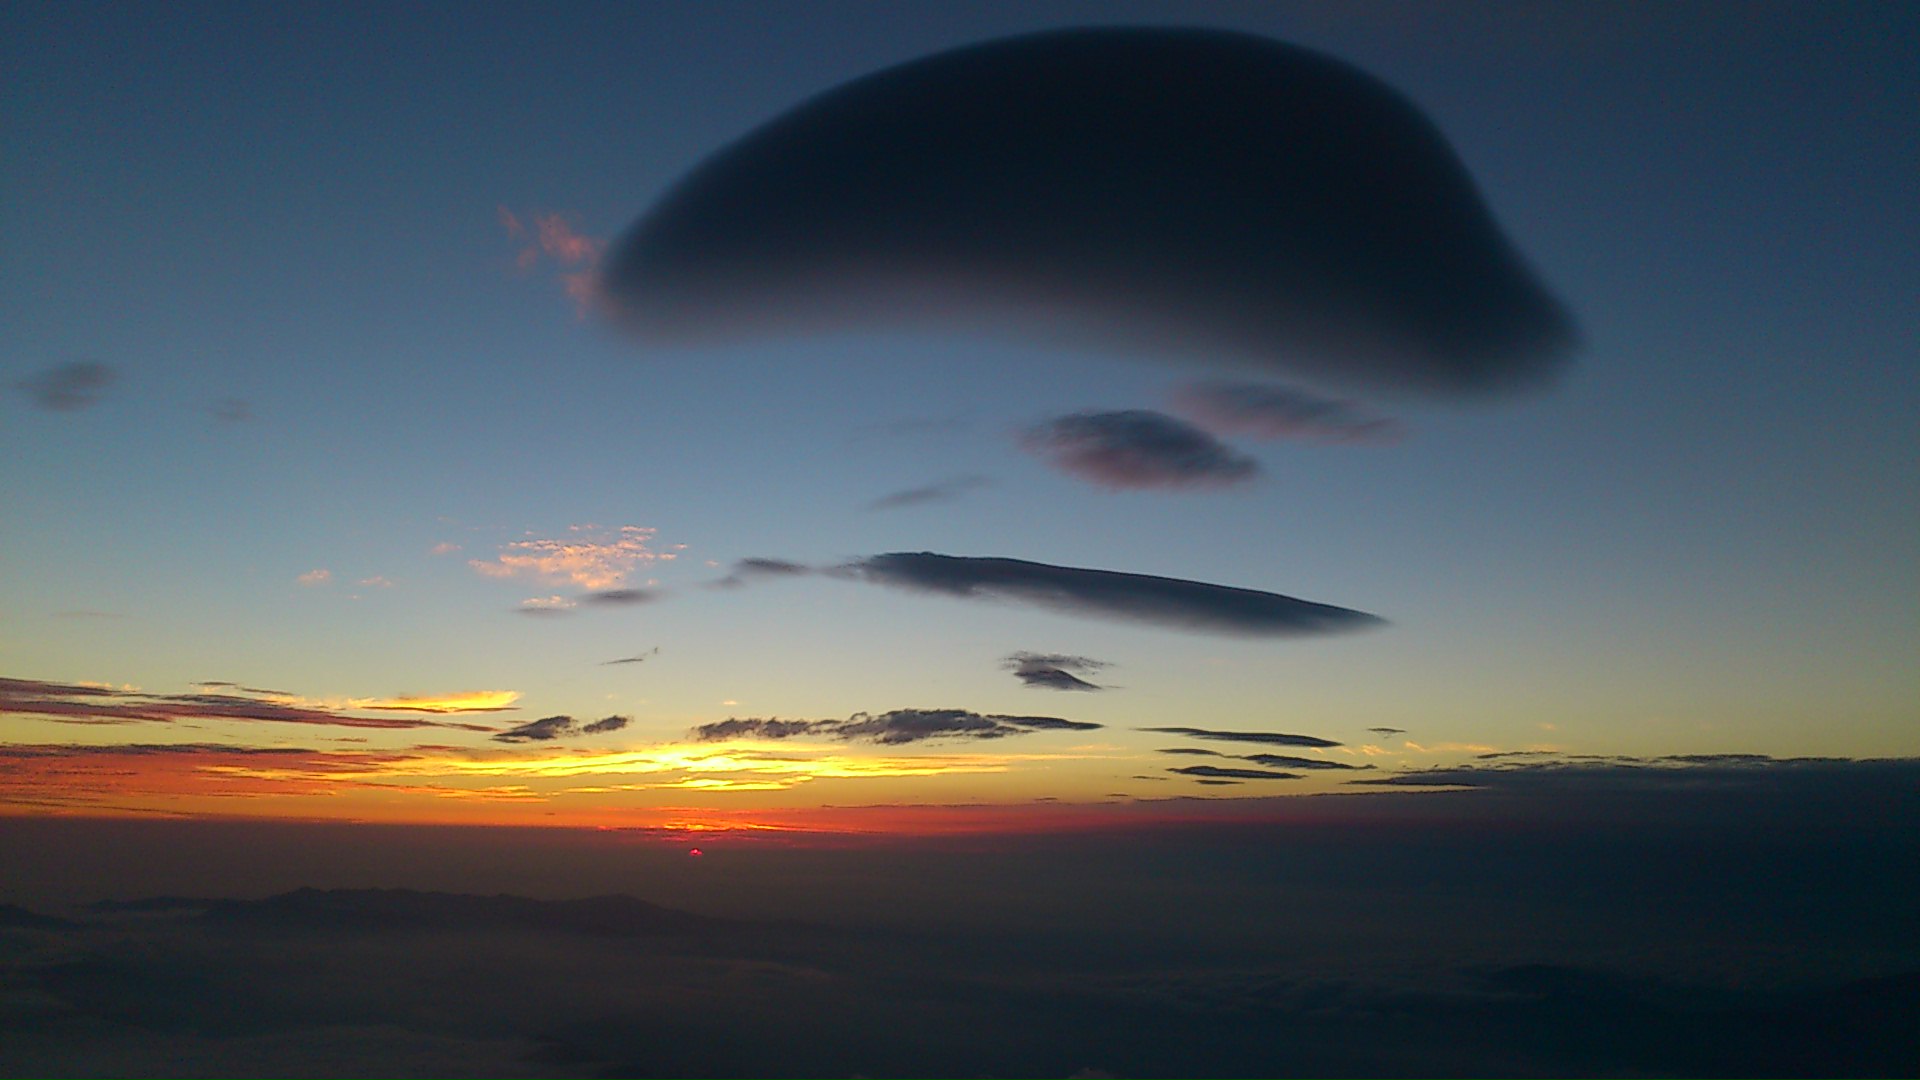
[296,569,332,587]
[0,677,501,731]
[1239,753,1369,771]
[500,206,605,317]
[516,596,577,616]
[470,525,669,590]
[582,588,660,606]
[691,707,1101,745]
[210,397,252,423]
[492,714,631,743]
[867,475,991,510]
[1172,382,1404,443]
[15,361,115,411]
[836,552,1385,636]
[1170,764,1303,780]
[1140,725,1342,748]
[1004,652,1108,691]
[710,558,811,589]
[602,647,660,666]
[345,691,520,714]
[1021,410,1258,489]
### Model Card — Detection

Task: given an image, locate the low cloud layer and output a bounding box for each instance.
[599,27,1574,394]
[492,714,631,743]
[0,677,506,732]
[1004,652,1107,691]
[837,553,1384,636]
[1352,754,1920,799]
[1141,725,1342,748]
[691,707,1100,745]
[1021,410,1257,489]
[15,361,115,411]
[1173,382,1404,443]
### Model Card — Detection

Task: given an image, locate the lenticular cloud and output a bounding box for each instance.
[601,26,1575,395]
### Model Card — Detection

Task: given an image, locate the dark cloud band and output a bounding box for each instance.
[1141,725,1343,748]
[838,553,1383,637]
[691,707,1099,745]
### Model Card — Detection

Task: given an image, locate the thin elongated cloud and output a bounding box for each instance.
[1140,725,1342,748]
[1173,382,1405,443]
[1,677,512,731]
[710,558,811,589]
[1004,652,1108,691]
[583,588,660,606]
[1156,745,1362,770]
[602,647,659,666]
[1240,753,1367,771]
[1021,410,1258,489]
[1170,764,1304,780]
[1367,726,1407,737]
[492,714,631,743]
[349,691,520,714]
[15,361,115,411]
[691,707,1100,745]
[867,475,990,510]
[837,553,1384,636]
[470,525,669,590]
[600,26,1574,394]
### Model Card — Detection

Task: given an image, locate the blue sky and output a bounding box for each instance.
[2,1,1914,824]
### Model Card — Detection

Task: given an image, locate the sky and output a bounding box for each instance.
[3,1,1916,835]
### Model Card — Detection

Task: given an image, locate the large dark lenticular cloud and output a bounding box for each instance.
[838,553,1383,636]
[600,26,1574,394]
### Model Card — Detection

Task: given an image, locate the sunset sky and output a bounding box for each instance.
[3,1,1914,835]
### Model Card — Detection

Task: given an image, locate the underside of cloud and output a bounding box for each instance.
[0,676,502,732]
[1173,382,1404,443]
[691,707,1100,745]
[599,26,1575,395]
[1004,652,1108,691]
[1021,410,1258,489]
[15,361,115,411]
[493,714,631,743]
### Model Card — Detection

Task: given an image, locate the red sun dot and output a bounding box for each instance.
[688,848,703,857]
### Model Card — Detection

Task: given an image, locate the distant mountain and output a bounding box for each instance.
[87,896,220,914]
[188,887,737,938]
[0,902,75,930]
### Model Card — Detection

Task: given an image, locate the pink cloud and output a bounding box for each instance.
[500,207,607,319]
[535,213,601,266]
[469,525,671,590]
